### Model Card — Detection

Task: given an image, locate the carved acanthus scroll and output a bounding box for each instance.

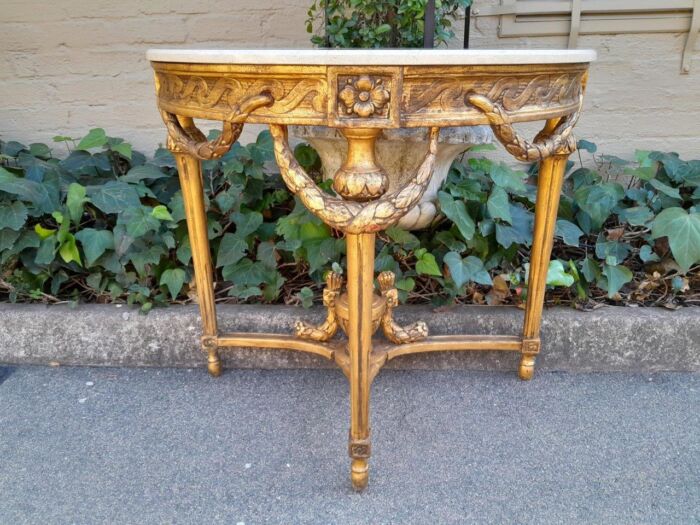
[378,272,428,344]
[295,272,343,342]
[269,124,440,234]
[162,93,273,159]
[467,92,582,161]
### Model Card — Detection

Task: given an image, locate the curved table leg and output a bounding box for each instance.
[173,152,221,377]
[520,153,569,380]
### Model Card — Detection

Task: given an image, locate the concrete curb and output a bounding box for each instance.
[0,303,698,373]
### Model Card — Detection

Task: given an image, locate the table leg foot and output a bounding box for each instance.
[350,459,369,491]
[518,354,536,381]
[207,349,222,377]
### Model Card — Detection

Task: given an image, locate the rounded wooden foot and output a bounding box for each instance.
[207,350,222,377]
[518,354,536,380]
[350,459,368,491]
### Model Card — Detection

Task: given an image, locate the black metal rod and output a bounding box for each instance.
[463,5,471,49]
[424,0,436,48]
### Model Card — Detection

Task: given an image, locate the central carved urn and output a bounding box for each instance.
[293,74,493,229]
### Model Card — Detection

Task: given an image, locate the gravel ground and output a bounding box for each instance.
[0,365,698,524]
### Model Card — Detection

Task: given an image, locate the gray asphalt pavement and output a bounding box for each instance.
[0,365,698,525]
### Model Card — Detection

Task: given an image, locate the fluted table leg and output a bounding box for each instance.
[173,152,221,377]
[520,153,569,380]
[346,232,375,490]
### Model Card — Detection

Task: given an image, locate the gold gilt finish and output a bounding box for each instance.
[152,59,590,491]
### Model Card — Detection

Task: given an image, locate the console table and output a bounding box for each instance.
[148,48,596,490]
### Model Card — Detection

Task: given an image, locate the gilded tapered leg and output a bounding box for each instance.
[346,232,375,490]
[521,153,569,380]
[173,153,221,377]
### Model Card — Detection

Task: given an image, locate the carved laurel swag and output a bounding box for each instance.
[162,93,273,160]
[467,91,582,161]
[269,124,440,234]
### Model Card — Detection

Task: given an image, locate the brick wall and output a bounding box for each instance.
[1,0,699,159]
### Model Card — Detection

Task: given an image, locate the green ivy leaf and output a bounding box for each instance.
[35,236,57,265]
[618,206,654,226]
[580,257,601,283]
[554,219,583,247]
[232,211,263,237]
[215,187,241,213]
[252,242,274,270]
[0,201,28,231]
[111,142,132,159]
[151,205,173,221]
[58,234,82,266]
[160,268,186,299]
[299,220,331,241]
[601,264,633,297]
[434,231,466,253]
[120,207,161,238]
[25,143,49,160]
[577,139,597,153]
[34,224,55,239]
[222,258,266,287]
[129,245,165,276]
[438,191,475,241]
[120,164,166,183]
[88,181,141,214]
[77,128,108,151]
[66,183,88,224]
[415,249,441,277]
[386,226,420,249]
[574,182,624,229]
[0,228,21,252]
[305,238,341,274]
[651,207,700,272]
[624,166,657,181]
[595,236,631,266]
[497,204,534,249]
[217,233,248,267]
[75,228,114,266]
[298,286,314,308]
[0,167,54,213]
[647,178,681,200]
[395,277,415,292]
[546,260,575,287]
[487,186,512,223]
[261,269,285,302]
[639,245,660,263]
[294,143,320,171]
[489,163,527,193]
[444,251,492,287]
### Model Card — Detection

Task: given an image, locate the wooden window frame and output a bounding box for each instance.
[473,0,700,73]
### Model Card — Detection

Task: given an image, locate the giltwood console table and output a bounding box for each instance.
[148,48,596,490]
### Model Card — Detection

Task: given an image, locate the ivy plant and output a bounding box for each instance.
[0,130,698,311]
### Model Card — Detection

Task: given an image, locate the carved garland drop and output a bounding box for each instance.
[162,93,273,160]
[269,124,440,234]
[467,91,583,162]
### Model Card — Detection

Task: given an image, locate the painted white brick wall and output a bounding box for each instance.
[1,0,698,159]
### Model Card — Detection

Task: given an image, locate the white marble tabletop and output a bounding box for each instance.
[147,48,596,65]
